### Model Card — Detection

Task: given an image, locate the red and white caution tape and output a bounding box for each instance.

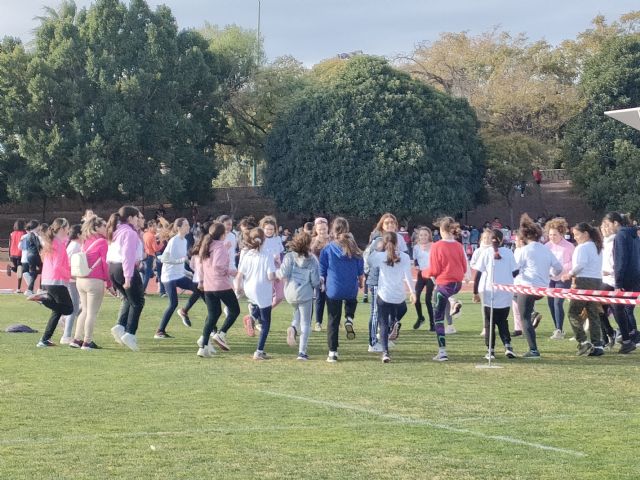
[493,284,640,305]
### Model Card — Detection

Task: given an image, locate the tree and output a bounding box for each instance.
[561,34,640,214]
[264,56,485,217]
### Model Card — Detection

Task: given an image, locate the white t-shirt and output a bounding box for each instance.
[470,245,491,292]
[161,235,188,282]
[570,241,602,279]
[515,241,562,287]
[475,246,517,308]
[226,231,238,262]
[262,235,284,264]
[367,251,414,304]
[20,233,29,263]
[238,249,276,308]
[602,235,615,287]
[412,244,431,270]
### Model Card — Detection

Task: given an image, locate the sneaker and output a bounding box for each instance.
[432,351,449,362]
[197,347,212,358]
[212,332,229,351]
[445,325,457,334]
[253,350,270,361]
[619,341,637,354]
[6,264,11,276]
[511,330,523,337]
[549,329,565,340]
[505,347,517,359]
[451,301,462,317]
[24,290,34,297]
[121,333,139,352]
[154,331,173,339]
[413,317,425,330]
[588,346,604,357]
[255,322,262,333]
[326,352,338,363]
[59,336,72,345]
[522,350,541,359]
[314,323,322,332]
[14,289,22,294]
[362,295,368,304]
[297,352,309,361]
[27,292,49,304]
[577,341,593,356]
[607,334,617,350]
[36,339,55,348]
[177,308,192,327]
[428,324,435,332]
[81,341,101,350]
[531,311,542,329]
[243,315,256,337]
[389,322,401,341]
[110,325,125,345]
[368,343,384,353]
[484,350,496,360]
[382,353,391,363]
[480,328,486,337]
[344,318,356,340]
[69,339,83,349]
[196,336,217,354]
[286,326,298,347]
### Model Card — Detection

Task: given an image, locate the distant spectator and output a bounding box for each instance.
[533,168,542,185]
[491,217,503,229]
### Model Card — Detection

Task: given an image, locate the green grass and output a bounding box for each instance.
[1,292,640,479]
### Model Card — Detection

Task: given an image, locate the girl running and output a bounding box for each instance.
[7,219,26,293]
[59,224,82,344]
[177,223,208,328]
[412,227,434,331]
[544,218,575,339]
[21,220,42,296]
[259,216,285,309]
[599,221,618,349]
[469,229,492,337]
[310,217,330,332]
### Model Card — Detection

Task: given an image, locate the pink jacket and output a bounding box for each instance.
[545,238,575,281]
[41,237,71,286]
[197,239,236,292]
[112,223,141,282]
[83,234,112,288]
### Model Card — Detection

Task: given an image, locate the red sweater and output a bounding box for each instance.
[422,240,467,285]
[9,230,25,257]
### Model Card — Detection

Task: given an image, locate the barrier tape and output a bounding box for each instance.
[493,284,640,305]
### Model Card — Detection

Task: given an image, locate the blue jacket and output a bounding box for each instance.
[613,227,640,289]
[319,242,364,300]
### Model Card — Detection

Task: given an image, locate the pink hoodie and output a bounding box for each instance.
[545,238,575,281]
[197,239,236,292]
[41,237,71,286]
[83,234,112,288]
[112,223,142,282]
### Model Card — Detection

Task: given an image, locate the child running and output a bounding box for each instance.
[7,219,26,293]
[412,227,434,331]
[59,224,82,344]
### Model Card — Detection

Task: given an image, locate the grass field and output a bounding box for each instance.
[1,292,640,479]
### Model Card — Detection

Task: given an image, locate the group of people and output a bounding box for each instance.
[6,205,640,363]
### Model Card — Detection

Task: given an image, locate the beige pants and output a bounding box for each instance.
[75,278,105,343]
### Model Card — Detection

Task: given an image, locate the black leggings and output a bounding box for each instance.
[414,272,434,325]
[109,263,145,335]
[202,289,241,345]
[41,285,74,341]
[483,306,511,349]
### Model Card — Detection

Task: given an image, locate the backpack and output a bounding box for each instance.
[70,240,101,278]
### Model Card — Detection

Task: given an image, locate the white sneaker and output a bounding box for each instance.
[121,333,139,352]
[286,326,297,347]
[368,343,383,353]
[59,336,72,345]
[197,347,211,358]
[480,328,486,337]
[24,290,34,297]
[326,351,338,363]
[445,325,457,334]
[484,351,496,360]
[314,323,322,332]
[196,336,217,354]
[110,325,125,345]
[212,331,229,351]
[432,351,449,362]
[549,329,565,340]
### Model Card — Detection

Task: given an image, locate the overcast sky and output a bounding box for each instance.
[1,0,638,65]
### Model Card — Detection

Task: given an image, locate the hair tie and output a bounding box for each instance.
[255,237,262,244]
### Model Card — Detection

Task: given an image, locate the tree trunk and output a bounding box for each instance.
[41,196,47,222]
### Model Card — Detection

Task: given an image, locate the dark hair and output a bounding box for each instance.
[26,220,39,231]
[172,217,189,235]
[107,206,141,242]
[68,224,82,244]
[238,216,257,231]
[383,232,400,266]
[289,231,312,257]
[573,222,603,254]
[200,222,226,260]
[436,216,461,237]
[518,213,542,243]
[42,218,69,254]
[189,224,209,256]
[146,219,157,229]
[13,219,26,231]
[303,222,314,233]
[217,215,232,224]
[331,217,361,258]
[604,211,629,227]
[490,229,504,259]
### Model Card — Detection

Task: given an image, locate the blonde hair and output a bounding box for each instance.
[81,216,106,240]
[544,217,568,236]
[42,218,69,254]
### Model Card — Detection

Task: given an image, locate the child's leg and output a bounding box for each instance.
[218,290,241,333]
[512,298,523,331]
[257,306,272,351]
[425,279,435,328]
[298,301,313,354]
[272,279,284,308]
[368,286,379,346]
[414,273,425,320]
[62,283,81,339]
[433,286,449,348]
[41,285,73,342]
[202,292,221,345]
[326,298,341,352]
[483,306,492,349]
[494,307,512,347]
[377,299,392,353]
[445,302,452,326]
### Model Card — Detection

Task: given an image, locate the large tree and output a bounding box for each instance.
[264,56,485,217]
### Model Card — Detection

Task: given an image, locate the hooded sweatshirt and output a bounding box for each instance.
[614,226,640,289]
[278,251,320,303]
[197,239,235,292]
[107,223,142,283]
[41,237,71,286]
[319,242,364,300]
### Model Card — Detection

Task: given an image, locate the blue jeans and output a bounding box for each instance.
[256,306,272,351]
[155,256,165,295]
[547,279,570,331]
[158,276,196,332]
[142,255,155,293]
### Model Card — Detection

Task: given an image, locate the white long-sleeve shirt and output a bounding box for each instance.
[367,251,414,304]
[515,241,562,287]
[161,235,188,282]
[602,235,615,287]
[569,241,602,279]
[412,244,431,270]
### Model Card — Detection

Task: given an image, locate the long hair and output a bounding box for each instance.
[490,229,504,260]
[259,215,278,234]
[416,226,432,243]
[190,223,209,256]
[106,206,140,242]
[518,213,542,243]
[604,211,629,227]
[244,227,265,251]
[374,213,398,234]
[574,222,603,254]
[26,219,39,232]
[13,219,26,231]
[42,218,69,254]
[81,216,106,241]
[171,217,188,237]
[289,231,312,257]
[67,224,82,245]
[331,217,361,258]
[436,216,461,237]
[200,222,226,260]
[383,231,400,266]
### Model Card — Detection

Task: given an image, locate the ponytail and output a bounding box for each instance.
[574,222,603,254]
[383,232,400,266]
[42,218,69,254]
[107,205,140,242]
[490,229,504,260]
[106,213,121,242]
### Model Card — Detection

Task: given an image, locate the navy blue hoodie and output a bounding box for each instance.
[613,226,640,289]
[319,242,364,300]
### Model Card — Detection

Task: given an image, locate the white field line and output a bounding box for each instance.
[262,390,586,458]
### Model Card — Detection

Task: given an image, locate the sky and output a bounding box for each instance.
[1,0,638,65]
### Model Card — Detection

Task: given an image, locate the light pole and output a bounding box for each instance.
[252,0,261,187]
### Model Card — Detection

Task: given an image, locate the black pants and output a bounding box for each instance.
[414,272,434,327]
[326,297,357,351]
[202,290,240,345]
[483,306,511,349]
[110,263,145,335]
[41,285,73,341]
[25,254,42,291]
[378,297,408,353]
[610,281,640,342]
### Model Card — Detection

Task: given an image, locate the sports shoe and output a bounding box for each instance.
[531,311,542,329]
[6,264,12,276]
[36,339,55,347]
[177,308,191,327]
[368,343,383,353]
[432,351,449,362]
[253,350,270,361]
[81,341,101,350]
[110,325,125,345]
[196,336,217,354]
[577,341,593,356]
[619,341,637,354]
[451,300,462,317]
[255,322,262,333]
[445,325,457,334]
[522,349,541,359]
[121,333,139,352]
[511,330,522,337]
[59,336,72,345]
[14,289,22,294]
[413,317,425,330]
[212,331,229,351]
[297,352,309,361]
[154,331,173,339]
[28,292,49,304]
[24,290,34,297]
[607,334,617,350]
[344,317,356,340]
[69,338,83,349]
[550,329,565,340]
[389,322,401,341]
[326,351,338,363]
[382,353,391,363]
[505,347,517,359]
[197,347,212,358]
[362,295,368,303]
[588,346,604,356]
[286,326,298,347]
[314,323,322,332]
[484,350,496,360]
[243,315,255,337]
[480,328,486,337]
